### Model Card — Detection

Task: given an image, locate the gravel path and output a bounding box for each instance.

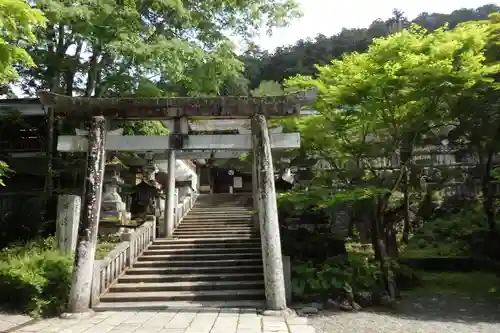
[308,295,500,333]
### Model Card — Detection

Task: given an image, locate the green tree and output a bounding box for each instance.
[243,4,499,87]
[448,13,500,231]
[0,0,46,185]
[0,0,46,84]
[286,21,498,298]
[17,0,300,97]
[250,80,284,96]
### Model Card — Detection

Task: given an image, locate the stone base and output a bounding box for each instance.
[60,310,95,320]
[260,308,296,317]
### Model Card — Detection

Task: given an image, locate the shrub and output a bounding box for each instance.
[291,253,380,300]
[0,237,73,317]
[403,210,489,258]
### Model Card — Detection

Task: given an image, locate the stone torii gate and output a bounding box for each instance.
[37,90,316,313]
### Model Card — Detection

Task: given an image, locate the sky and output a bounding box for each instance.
[255,0,500,52]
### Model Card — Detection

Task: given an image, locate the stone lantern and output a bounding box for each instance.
[100,157,131,223]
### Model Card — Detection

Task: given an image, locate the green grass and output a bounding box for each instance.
[399,243,463,258]
[403,271,500,298]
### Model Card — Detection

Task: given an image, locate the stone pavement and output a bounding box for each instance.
[10,309,316,333]
[0,312,32,332]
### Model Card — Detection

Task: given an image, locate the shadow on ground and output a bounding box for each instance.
[380,294,500,324]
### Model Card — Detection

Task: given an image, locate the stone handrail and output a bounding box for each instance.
[174,191,199,228]
[91,218,156,306]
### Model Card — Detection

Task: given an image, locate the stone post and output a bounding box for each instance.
[252,114,287,310]
[164,149,176,237]
[67,116,106,314]
[56,195,81,254]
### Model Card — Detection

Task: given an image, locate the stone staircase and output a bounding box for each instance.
[95,194,265,310]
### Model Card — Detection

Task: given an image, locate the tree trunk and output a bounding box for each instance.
[347,218,355,238]
[67,116,107,313]
[371,196,397,300]
[85,47,102,97]
[402,165,411,243]
[482,148,496,232]
[385,223,398,258]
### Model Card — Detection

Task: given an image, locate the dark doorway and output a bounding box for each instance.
[212,167,234,193]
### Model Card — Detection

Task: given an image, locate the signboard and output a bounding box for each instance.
[233,177,243,188]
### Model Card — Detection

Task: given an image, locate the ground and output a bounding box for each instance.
[1,308,315,333]
[309,271,500,333]
[2,272,500,333]
[309,295,500,333]
[2,296,500,333]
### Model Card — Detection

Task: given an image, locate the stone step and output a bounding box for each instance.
[174,226,256,234]
[183,214,253,219]
[177,220,254,228]
[99,289,265,303]
[180,220,253,225]
[174,234,258,239]
[189,211,252,214]
[175,227,254,232]
[174,231,259,237]
[153,238,260,245]
[134,258,262,268]
[179,219,253,224]
[189,205,254,210]
[181,216,253,220]
[175,226,254,231]
[118,272,263,283]
[175,225,254,230]
[110,280,264,293]
[188,208,251,211]
[143,247,261,256]
[174,230,256,236]
[94,300,265,311]
[147,242,261,250]
[137,252,261,262]
[126,265,263,275]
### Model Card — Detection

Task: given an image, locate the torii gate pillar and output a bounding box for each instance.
[164,116,188,237]
[68,116,106,313]
[252,114,287,310]
[164,149,176,237]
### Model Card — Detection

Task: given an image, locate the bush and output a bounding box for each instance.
[403,210,489,258]
[0,237,73,317]
[291,254,380,301]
